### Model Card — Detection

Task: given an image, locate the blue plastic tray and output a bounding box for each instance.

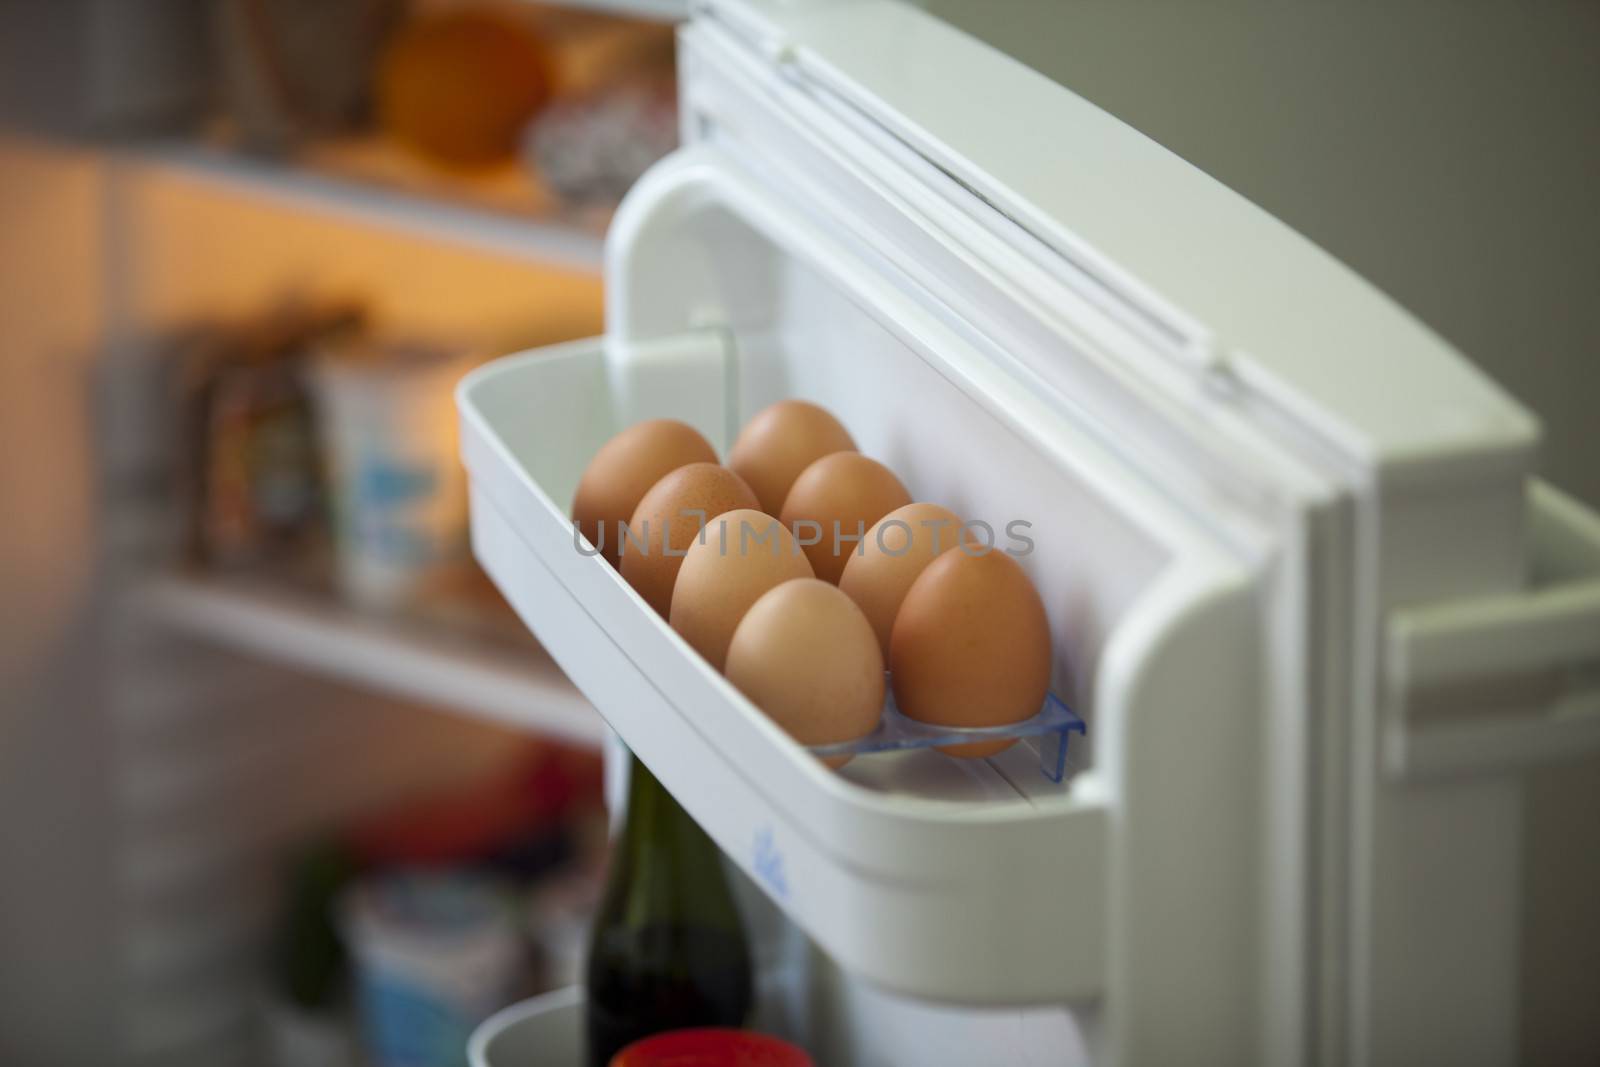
[806,688,1086,782]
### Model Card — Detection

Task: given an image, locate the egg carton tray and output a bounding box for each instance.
[808,689,1085,782]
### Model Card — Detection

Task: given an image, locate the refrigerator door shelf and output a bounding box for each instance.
[463,337,1110,1005]
[460,333,1253,1007]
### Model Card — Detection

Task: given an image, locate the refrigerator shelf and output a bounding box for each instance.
[518,0,687,19]
[807,689,1086,783]
[115,137,607,274]
[131,572,606,749]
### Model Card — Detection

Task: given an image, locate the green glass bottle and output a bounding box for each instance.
[584,754,753,1067]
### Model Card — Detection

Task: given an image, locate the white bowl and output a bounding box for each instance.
[468,987,584,1067]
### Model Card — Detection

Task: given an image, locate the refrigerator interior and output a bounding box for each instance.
[1,130,617,1066]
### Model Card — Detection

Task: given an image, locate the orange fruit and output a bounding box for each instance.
[377,10,549,169]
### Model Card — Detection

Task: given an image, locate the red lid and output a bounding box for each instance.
[609,1029,815,1067]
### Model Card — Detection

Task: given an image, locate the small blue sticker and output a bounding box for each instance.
[752,827,790,901]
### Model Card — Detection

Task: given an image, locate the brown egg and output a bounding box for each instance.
[839,503,974,657]
[725,579,884,768]
[572,419,717,567]
[670,510,814,670]
[620,464,759,616]
[728,400,856,515]
[889,546,1053,758]
[779,453,912,584]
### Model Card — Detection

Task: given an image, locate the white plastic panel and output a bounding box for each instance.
[701,0,1537,484]
[1385,483,1600,781]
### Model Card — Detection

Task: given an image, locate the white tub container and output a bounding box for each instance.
[311,342,477,611]
[468,987,583,1067]
[341,872,526,1067]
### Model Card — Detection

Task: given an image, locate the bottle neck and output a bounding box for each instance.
[620,755,672,841]
[619,755,714,859]
[611,754,738,930]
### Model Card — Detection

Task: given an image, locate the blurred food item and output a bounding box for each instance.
[779,453,911,584]
[349,741,602,873]
[526,75,676,207]
[309,337,478,611]
[724,578,884,767]
[518,9,676,205]
[526,10,675,100]
[889,546,1053,758]
[341,871,524,1067]
[727,400,856,516]
[572,419,718,568]
[620,464,759,616]
[610,1028,815,1067]
[275,839,358,1011]
[265,839,358,1067]
[377,9,550,170]
[218,0,403,152]
[839,502,970,657]
[669,510,813,670]
[343,742,606,996]
[178,303,363,569]
[263,749,606,1067]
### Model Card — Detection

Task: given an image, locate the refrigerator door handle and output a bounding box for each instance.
[1384,481,1600,780]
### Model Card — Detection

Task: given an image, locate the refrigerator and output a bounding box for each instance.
[456,1,1600,1065]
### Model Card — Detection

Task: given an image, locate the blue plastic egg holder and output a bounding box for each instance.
[806,688,1087,782]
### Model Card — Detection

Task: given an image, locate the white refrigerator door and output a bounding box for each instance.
[461,2,1600,1065]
